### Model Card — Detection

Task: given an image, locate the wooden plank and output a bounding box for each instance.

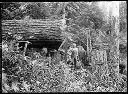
[58,38,67,52]
[92,50,107,65]
[58,37,72,53]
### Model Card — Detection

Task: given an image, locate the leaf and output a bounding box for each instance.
[2,73,7,83]
[22,81,30,92]
[3,83,10,91]
[11,82,20,92]
[2,87,8,93]
[36,81,41,85]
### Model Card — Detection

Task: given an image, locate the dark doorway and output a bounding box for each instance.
[18,42,25,51]
[19,39,62,57]
[27,39,62,50]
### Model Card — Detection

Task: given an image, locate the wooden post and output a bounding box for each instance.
[9,40,14,52]
[114,17,120,74]
[23,42,28,56]
[23,41,31,56]
[48,53,51,65]
[86,28,92,64]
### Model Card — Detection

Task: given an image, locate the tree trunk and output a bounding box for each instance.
[109,4,120,75]
[108,2,120,89]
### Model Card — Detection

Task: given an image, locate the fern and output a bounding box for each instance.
[2,72,10,92]
[22,81,30,92]
[11,82,20,92]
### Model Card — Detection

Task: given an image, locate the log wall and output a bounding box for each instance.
[2,19,65,40]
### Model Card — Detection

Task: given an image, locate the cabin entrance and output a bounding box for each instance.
[18,39,62,57]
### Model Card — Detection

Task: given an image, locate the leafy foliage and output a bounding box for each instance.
[2,38,127,92]
[1,2,105,30]
[2,2,127,92]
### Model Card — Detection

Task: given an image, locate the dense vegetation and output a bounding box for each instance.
[2,2,127,92]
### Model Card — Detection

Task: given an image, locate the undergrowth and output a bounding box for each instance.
[2,42,127,92]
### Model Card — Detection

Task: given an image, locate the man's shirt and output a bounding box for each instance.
[67,47,78,59]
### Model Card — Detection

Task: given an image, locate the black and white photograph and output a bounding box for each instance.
[1,1,127,92]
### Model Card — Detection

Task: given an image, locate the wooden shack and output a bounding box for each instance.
[2,18,67,50]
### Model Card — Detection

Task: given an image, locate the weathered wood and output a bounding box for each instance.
[2,19,68,42]
[58,38,67,53]
[86,28,92,64]
[91,50,107,65]
[23,41,31,56]
[58,37,73,62]
[2,19,64,33]
[92,49,109,85]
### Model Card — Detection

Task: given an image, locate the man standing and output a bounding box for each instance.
[67,43,78,68]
